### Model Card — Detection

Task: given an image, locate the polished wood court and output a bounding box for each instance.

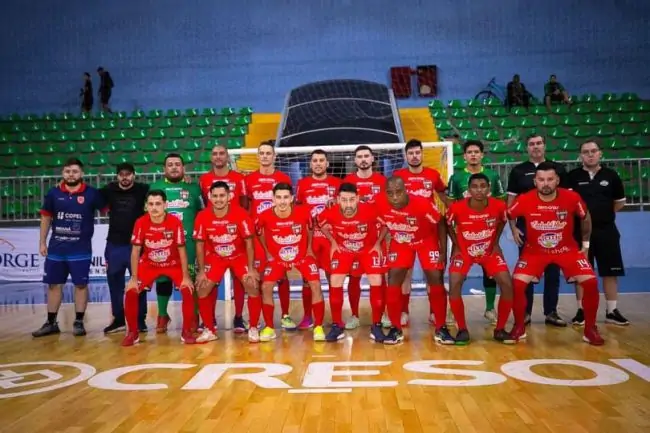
[1,294,649,433]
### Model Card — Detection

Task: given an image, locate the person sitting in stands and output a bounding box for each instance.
[506,74,530,110]
[544,74,572,111]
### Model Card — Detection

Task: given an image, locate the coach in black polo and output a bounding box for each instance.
[506,134,567,327]
[566,140,629,326]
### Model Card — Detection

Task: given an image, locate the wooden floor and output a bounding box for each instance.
[1,294,649,433]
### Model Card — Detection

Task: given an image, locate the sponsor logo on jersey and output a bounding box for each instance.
[257,201,273,214]
[148,249,171,263]
[453,258,464,268]
[215,244,236,257]
[423,180,432,190]
[253,191,273,200]
[210,234,236,244]
[340,232,367,241]
[273,234,301,245]
[279,246,299,262]
[180,190,189,200]
[388,252,398,262]
[331,259,339,269]
[343,240,364,252]
[516,260,527,268]
[56,212,83,220]
[556,210,568,221]
[386,222,417,232]
[144,239,173,249]
[371,185,380,194]
[538,233,562,248]
[530,221,566,231]
[167,199,190,209]
[393,232,413,244]
[537,205,559,211]
[77,196,85,204]
[164,231,173,240]
[227,224,237,234]
[486,218,496,228]
[467,242,490,257]
[292,224,302,234]
[327,186,336,196]
[409,189,433,198]
[351,261,359,270]
[306,195,330,205]
[358,224,367,233]
[461,229,493,241]
[310,205,325,217]
[406,217,417,226]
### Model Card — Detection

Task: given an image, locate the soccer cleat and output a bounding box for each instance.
[381,313,392,329]
[103,320,126,334]
[325,324,345,342]
[545,311,567,327]
[484,309,497,325]
[248,327,260,343]
[260,327,277,342]
[454,329,470,346]
[369,323,385,343]
[313,325,326,341]
[233,316,248,333]
[400,312,410,327]
[121,331,140,347]
[511,324,527,341]
[181,330,197,344]
[571,308,585,326]
[383,327,405,345]
[605,309,630,326]
[196,328,218,343]
[156,315,171,334]
[297,316,314,330]
[73,320,87,337]
[344,315,360,330]
[32,321,61,338]
[583,326,605,346]
[434,326,455,345]
[280,315,297,331]
[493,328,517,344]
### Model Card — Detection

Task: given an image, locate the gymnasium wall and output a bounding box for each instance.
[1,0,648,115]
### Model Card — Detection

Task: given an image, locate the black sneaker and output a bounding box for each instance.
[233,315,248,333]
[73,320,87,336]
[455,329,470,346]
[434,326,455,345]
[325,324,345,342]
[369,323,385,343]
[383,327,404,345]
[493,329,517,344]
[571,308,585,326]
[103,320,126,334]
[545,311,567,327]
[605,309,630,326]
[524,314,532,326]
[32,321,61,338]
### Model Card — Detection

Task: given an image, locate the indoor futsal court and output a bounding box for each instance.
[1,276,649,433]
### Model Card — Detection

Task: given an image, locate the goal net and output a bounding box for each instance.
[224,142,453,295]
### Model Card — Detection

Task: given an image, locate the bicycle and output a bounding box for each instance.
[474,77,507,104]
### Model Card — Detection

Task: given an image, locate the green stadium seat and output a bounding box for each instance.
[227,138,244,149]
[620,93,639,101]
[155,118,173,128]
[127,129,147,140]
[490,142,509,154]
[0,144,15,156]
[453,159,466,170]
[485,98,501,107]
[596,124,616,137]
[551,105,570,115]
[194,117,211,127]
[570,126,596,138]
[167,128,186,139]
[239,107,254,115]
[456,120,473,130]
[24,184,42,198]
[109,154,129,165]
[574,104,593,115]
[560,115,581,126]
[466,99,483,108]
[519,117,539,128]
[633,100,649,112]
[135,118,154,129]
[502,129,518,140]
[1,184,16,198]
[624,184,639,199]
[99,142,118,153]
[488,107,508,118]
[211,127,227,138]
[131,110,145,119]
[39,143,56,154]
[460,131,479,140]
[220,107,236,116]
[530,106,548,115]
[147,110,162,119]
[235,116,251,125]
[2,202,20,217]
[447,100,464,109]
[0,158,19,169]
[452,144,463,155]
[166,109,181,118]
[629,137,649,149]
[511,106,528,116]
[617,169,632,182]
[202,108,216,116]
[115,111,128,119]
[450,109,468,119]
[539,116,558,127]
[580,94,598,103]
[183,140,201,151]
[185,108,199,117]
[140,141,159,152]
[477,119,494,129]
[214,117,230,127]
[198,152,211,164]
[497,155,517,164]
[625,112,646,123]
[429,108,447,118]
[89,155,108,166]
[190,128,207,139]
[153,153,166,165]
[133,154,152,166]
[64,121,79,131]
[119,141,138,152]
[18,145,35,155]
[618,124,640,136]
[583,114,603,125]
[78,142,97,153]
[181,152,195,164]
[482,130,499,141]
[498,118,516,129]
[548,127,567,139]
[161,140,180,152]
[428,100,444,110]
[601,93,617,102]
[555,139,572,152]
[22,156,43,169]
[602,138,625,151]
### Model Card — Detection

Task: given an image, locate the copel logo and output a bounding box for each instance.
[1,358,648,399]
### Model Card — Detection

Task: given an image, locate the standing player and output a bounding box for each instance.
[446,173,515,345]
[343,145,387,330]
[256,183,327,341]
[122,190,194,346]
[447,140,506,324]
[199,144,249,332]
[295,149,340,330]
[507,162,604,345]
[393,139,447,326]
[33,158,106,338]
[377,177,448,345]
[244,142,295,330]
[193,181,261,343]
[149,153,203,333]
[319,183,387,342]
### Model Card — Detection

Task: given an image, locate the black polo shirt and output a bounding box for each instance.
[507,160,569,196]
[566,166,625,228]
[101,182,149,245]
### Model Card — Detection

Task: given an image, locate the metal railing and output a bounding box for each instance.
[1,158,648,224]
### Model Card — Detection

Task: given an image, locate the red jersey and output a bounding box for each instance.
[244,170,292,217]
[343,172,386,204]
[131,213,185,268]
[318,203,379,253]
[393,167,446,200]
[193,205,254,259]
[198,170,246,205]
[256,206,312,263]
[508,188,587,255]
[376,196,441,245]
[296,175,341,238]
[446,198,507,258]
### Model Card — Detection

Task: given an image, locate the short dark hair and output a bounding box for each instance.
[579,140,601,151]
[463,140,484,153]
[147,189,167,201]
[535,161,558,174]
[468,173,490,186]
[97,67,104,72]
[116,162,135,174]
[354,145,373,156]
[338,182,357,195]
[259,140,275,151]
[404,139,422,153]
[164,153,184,165]
[64,157,83,168]
[310,149,328,159]
[210,181,230,192]
[273,182,293,195]
[526,133,545,144]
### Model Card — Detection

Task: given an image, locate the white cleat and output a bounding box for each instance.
[248,327,260,343]
[345,315,360,330]
[196,328,218,343]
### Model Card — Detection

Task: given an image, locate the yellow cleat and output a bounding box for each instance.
[313,325,326,341]
[260,327,277,342]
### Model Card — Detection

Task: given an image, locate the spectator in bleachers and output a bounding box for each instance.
[80,72,93,113]
[544,74,572,111]
[97,67,114,113]
[506,74,530,110]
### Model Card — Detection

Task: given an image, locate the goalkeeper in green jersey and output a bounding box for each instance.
[446,140,505,324]
[149,153,203,333]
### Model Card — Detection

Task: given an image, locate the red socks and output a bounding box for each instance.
[278,279,290,315]
[428,284,447,329]
[369,285,384,324]
[180,287,195,332]
[329,286,344,326]
[448,297,467,330]
[313,300,325,327]
[401,292,410,314]
[125,290,139,332]
[262,303,274,328]
[348,276,361,317]
[512,278,528,327]
[580,278,600,330]
[386,285,402,330]
[496,297,513,330]
[248,295,262,328]
[198,292,216,331]
[233,279,245,317]
[302,283,312,318]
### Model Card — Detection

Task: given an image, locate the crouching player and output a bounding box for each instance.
[318,183,387,342]
[446,173,516,345]
[122,190,194,346]
[193,181,261,344]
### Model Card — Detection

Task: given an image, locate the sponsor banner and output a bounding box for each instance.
[0,225,108,282]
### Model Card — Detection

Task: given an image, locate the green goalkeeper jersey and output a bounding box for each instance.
[447,167,506,200]
[149,178,203,244]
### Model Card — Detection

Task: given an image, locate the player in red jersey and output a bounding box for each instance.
[342,145,387,330]
[122,190,194,346]
[244,142,296,330]
[319,183,388,342]
[393,139,447,326]
[198,143,249,333]
[193,181,262,343]
[508,162,604,345]
[377,176,448,344]
[446,173,516,345]
[295,149,341,330]
[256,183,327,342]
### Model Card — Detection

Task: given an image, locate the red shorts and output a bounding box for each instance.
[387,239,443,271]
[253,238,267,273]
[311,236,331,273]
[449,252,509,277]
[514,250,596,282]
[263,255,320,283]
[205,254,249,283]
[331,249,385,277]
[138,262,183,291]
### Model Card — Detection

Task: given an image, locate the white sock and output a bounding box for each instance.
[577,300,582,309]
[606,300,617,313]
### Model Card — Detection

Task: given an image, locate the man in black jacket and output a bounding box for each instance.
[97,67,114,113]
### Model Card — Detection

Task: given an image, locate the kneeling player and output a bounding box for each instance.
[508,162,604,345]
[378,177,448,345]
[446,174,516,345]
[319,183,386,342]
[256,183,327,341]
[193,181,261,343]
[122,190,194,346]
